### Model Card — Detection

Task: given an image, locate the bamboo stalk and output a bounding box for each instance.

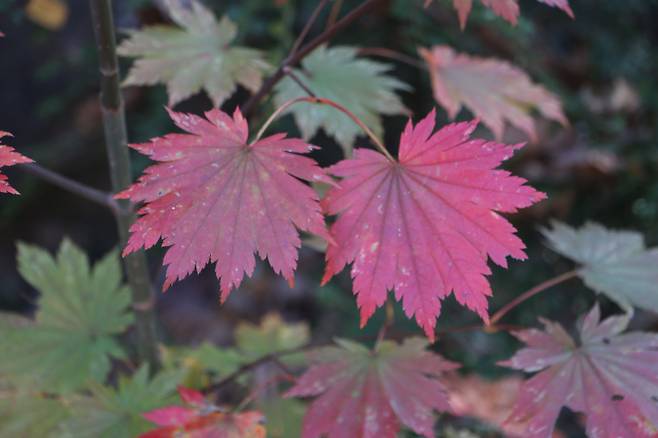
[89,0,160,369]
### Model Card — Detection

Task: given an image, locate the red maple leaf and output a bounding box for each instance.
[0,131,32,195]
[286,337,459,438]
[141,386,265,438]
[117,108,331,300]
[321,110,544,339]
[500,305,658,437]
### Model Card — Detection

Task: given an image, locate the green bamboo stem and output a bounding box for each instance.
[89,0,160,369]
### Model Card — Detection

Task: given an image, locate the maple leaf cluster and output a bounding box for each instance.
[119,107,544,339]
[281,305,658,438]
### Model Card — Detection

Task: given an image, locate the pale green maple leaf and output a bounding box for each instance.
[274,45,410,156]
[543,221,658,314]
[118,0,269,106]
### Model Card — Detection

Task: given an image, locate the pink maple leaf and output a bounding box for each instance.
[286,337,459,438]
[449,0,573,28]
[0,131,32,195]
[500,305,658,437]
[117,108,331,300]
[419,45,567,142]
[321,110,545,340]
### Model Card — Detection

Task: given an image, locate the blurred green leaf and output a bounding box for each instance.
[0,239,132,393]
[161,342,244,388]
[63,366,183,438]
[258,398,305,438]
[543,221,658,313]
[0,387,69,437]
[236,313,309,365]
[274,45,410,156]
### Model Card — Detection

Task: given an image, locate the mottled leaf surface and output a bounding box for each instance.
[141,386,266,438]
[117,108,330,301]
[448,0,573,27]
[0,131,32,194]
[500,305,658,437]
[286,338,458,438]
[274,45,409,155]
[543,221,658,314]
[322,110,544,338]
[0,240,132,393]
[419,46,567,141]
[118,0,269,106]
[64,366,183,438]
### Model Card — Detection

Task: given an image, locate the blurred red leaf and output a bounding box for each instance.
[286,337,459,438]
[141,387,265,438]
[419,46,567,141]
[446,374,568,437]
[322,110,544,339]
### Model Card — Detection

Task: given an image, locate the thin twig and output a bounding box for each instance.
[326,0,344,30]
[289,0,332,56]
[489,270,579,325]
[358,47,427,70]
[233,371,296,413]
[253,96,394,161]
[434,322,526,337]
[20,163,120,213]
[283,66,316,97]
[202,344,312,396]
[243,0,383,115]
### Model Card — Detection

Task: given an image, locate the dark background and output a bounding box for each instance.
[1,0,657,435]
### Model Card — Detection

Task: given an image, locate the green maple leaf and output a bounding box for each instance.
[63,366,183,438]
[543,221,658,314]
[0,387,69,438]
[118,0,269,106]
[0,239,133,393]
[274,45,410,156]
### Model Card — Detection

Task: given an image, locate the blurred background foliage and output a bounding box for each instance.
[0,0,657,436]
